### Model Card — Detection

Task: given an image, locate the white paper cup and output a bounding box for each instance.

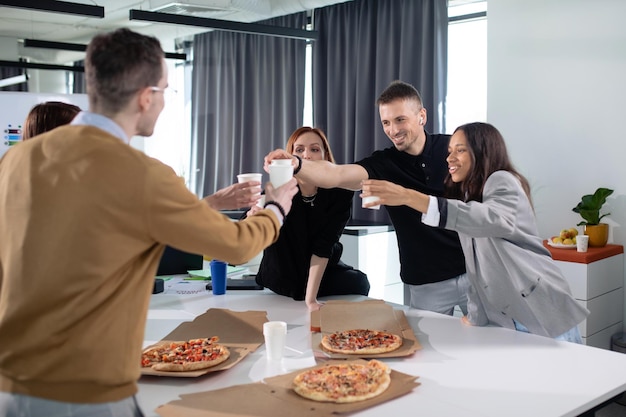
[237,173,262,184]
[270,159,293,166]
[263,321,287,361]
[577,235,589,252]
[362,195,381,210]
[269,164,293,188]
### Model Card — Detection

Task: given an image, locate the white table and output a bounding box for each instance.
[139,286,626,417]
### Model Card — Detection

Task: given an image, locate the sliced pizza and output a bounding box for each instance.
[141,336,230,372]
[293,359,391,403]
[321,329,402,354]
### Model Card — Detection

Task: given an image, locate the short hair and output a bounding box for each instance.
[285,126,336,163]
[85,28,164,113]
[376,80,423,107]
[22,101,81,140]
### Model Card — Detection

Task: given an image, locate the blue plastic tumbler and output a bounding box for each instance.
[210,260,227,295]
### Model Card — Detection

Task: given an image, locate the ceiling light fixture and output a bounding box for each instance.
[22,39,187,61]
[0,0,104,18]
[0,74,28,88]
[0,59,83,72]
[129,9,318,41]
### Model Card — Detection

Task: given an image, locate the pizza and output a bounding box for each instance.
[141,336,230,372]
[321,329,402,354]
[293,359,391,403]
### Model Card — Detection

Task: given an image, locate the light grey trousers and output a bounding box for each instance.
[408,273,470,315]
[0,392,144,417]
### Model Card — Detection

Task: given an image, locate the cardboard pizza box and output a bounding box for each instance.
[141,308,267,377]
[155,359,420,417]
[310,300,421,358]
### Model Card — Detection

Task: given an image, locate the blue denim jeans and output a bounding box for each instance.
[513,320,583,344]
[0,392,144,417]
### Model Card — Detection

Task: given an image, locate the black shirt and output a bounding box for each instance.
[255,186,356,300]
[356,133,466,285]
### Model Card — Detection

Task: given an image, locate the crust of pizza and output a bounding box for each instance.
[141,337,230,372]
[321,329,402,355]
[293,359,391,403]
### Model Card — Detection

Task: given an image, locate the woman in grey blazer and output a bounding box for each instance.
[361,122,588,342]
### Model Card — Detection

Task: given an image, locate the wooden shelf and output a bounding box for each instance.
[543,241,623,264]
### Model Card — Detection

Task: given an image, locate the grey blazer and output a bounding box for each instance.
[442,171,589,338]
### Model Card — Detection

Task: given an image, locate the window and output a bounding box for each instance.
[142,59,191,187]
[446,0,487,134]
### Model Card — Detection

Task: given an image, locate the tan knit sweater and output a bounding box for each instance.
[0,125,279,402]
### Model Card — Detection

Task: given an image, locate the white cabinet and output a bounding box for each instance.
[339,226,403,305]
[546,243,624,349]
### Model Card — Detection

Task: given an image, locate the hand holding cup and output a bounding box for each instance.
[262,178,298,219]
[263,149,297,174]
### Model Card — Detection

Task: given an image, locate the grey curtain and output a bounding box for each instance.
[192,13,307,198]
[313,0,448,222]
[72,60,86,94]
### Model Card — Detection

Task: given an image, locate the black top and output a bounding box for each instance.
[356,133,466,285]
[255,186,359,300]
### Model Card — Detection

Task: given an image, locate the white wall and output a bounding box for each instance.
[488,0,626,332]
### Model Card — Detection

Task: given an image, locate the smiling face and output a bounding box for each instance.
[446,130,473,183]
[292,131,326,161]
[378,98,426,155]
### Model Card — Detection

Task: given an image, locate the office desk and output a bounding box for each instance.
[139,288,626,417]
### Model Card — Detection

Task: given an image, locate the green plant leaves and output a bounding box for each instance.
[572,187,614,226]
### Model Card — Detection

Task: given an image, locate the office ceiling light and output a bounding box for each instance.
[0,74,28,88]
[152,2,232,15]
[22,39,187,61]
[0,0,104,18]
[129,9,318,41]
[0,60,83,72]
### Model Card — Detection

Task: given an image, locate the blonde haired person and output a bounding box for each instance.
[249,127,369,311]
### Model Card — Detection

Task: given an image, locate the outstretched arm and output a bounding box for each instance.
[203,181,262,210]
[264,149,368,191]
[360,179,430,212]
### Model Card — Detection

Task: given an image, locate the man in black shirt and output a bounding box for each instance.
[264,81,468,314]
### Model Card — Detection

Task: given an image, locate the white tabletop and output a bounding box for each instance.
[139,284,626,417]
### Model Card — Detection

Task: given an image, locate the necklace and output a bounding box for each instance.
[301,193,317,206]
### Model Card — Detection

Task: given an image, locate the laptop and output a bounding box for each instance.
[205,276,263,291]
[156,246,204,276]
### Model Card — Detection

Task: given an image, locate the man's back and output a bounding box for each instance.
[0,124,280,402]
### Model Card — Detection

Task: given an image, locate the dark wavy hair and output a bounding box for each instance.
[22,101,80,140]
[445,122,531,204]
[285,126,336,163]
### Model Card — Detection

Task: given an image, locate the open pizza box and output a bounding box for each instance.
[141,308,267,377]
[155,359,420,417]
[310,299,421,358]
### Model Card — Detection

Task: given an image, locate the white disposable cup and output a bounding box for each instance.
[270,159,293,166]
[269,164,293,188]
[577,235,589,252]
[362,195,381,210]
[263,321,287,361]
[237,173,262,184]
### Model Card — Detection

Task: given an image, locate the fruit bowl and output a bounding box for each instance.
[547,237,576,249]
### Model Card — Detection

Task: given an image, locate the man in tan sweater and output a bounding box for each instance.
[0,28,297,417]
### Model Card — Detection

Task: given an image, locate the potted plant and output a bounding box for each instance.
[571,187,614,247]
